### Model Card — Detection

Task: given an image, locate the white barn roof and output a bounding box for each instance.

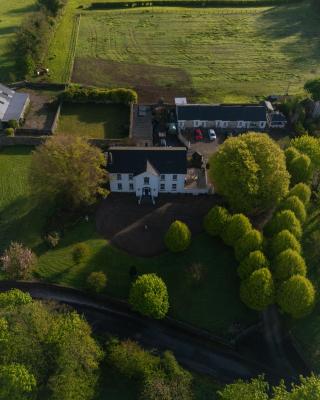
[0,84,29,122]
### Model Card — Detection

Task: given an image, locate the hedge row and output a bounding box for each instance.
[59,85,138,105]
[90,0,303,8]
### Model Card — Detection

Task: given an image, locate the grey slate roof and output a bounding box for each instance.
[107,147,187,175]
[3,92,29,122]
[177,105,267,122]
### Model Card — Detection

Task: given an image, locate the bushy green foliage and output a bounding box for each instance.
[285,146,300,164]
[73,243,91,263]
[222,213,252,246]
[164,220,191,252]
[218,376,269,400]
[240,268,275,311]
[209,133,289,213]
[0,363,36,400]
[287,153,312,185]
[273,249,307,281]
[264,210,302,239]
[277,275,315,318]
[129,274,169,319]
[288,183,311,205]
[268,230,301,258]
[38,0,65,16]
[4,128,14,137]
[60,85,138,105]
[237,250,269,280]
[291,135,320,171]
[278,195,307,224]
[305,78,320,102]
[234,229,263,261]
[86,271,107,293]
[7,120,19,129]
[0,289,32,308]
[203,206,230,237]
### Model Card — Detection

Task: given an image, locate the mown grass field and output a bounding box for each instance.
[58,1,320,102]
[0,0,36,81]
[57,103,130,139]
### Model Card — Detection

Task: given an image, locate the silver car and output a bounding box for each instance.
[208,129,217,141]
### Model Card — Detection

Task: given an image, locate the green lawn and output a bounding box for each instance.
[57,103,130,138]
[0,0,36,81]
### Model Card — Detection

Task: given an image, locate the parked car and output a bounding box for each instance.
[194,128,203,141]
[208,129,217,141]
[160,138,167,147]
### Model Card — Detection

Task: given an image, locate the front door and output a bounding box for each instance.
[142,187,151,196]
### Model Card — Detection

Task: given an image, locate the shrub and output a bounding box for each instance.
[278,195,307,224]
[203,206,230,237]
[44,231,60,248]
[273,249,307,281]
[73,243,90,263]
[1,242,37,280]
[234,229,263,261]
[129,274,169,319]
[222,214,252,246]
[0,289,32,308]
[237,250,269,280]
[287,154,312,185]
[277,275,315,318]
[240,268,275,311]
[7,120,19,129]
[268,229,301,258]
[86,271,107,293]
[164,220,191,253]
[288,183,311,205]
[4,128,14,136]
[264,210,302,239]
[285,146,300,164]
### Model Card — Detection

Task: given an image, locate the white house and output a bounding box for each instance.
[0,83,30,129]
[176,104,268,130]
[107,147,209,203]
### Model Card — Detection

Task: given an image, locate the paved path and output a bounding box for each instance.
[0,281,309,384]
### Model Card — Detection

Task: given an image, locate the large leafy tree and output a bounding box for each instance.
[218,376,269,400]
[164,221,191,253]
[290,136,320,178]
[29,136,108,207]
[0,363,36,400]
[209,133,289,214]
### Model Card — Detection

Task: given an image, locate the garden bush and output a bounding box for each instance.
[277,275,315,318]
[287,153,312,185]
[278,195,307,224]
[44,231,60,248]
[129,274,169,319]
[222,213,252,246]
[273,249,307,281]
[234,229,263,261]
[240,268,275,311]
[237,250,269,280]
[7,120,19,129]
[203,206,230,237]
[86,271,107,293]
[268,229,301,258]
[264,210,302,239]
[73,243,90,263]
[288,183,311,205]
[0,242,37,280]
[164,220,191,253]
[285,146,300,164]
[4,128,14,137]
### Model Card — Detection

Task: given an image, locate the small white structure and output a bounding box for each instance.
[107,147,209,203]
[0,83,30,128]
[176,104,268,130]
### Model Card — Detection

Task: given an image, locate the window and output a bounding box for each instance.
[160,175,165,181]
[172,174,177,181]
[129,174,133,181]
[117,183,122,190]
[117,174,122,181]
[129,183,134,191]
[160,184,165,191]
[172,184,177,191]
[144,177,150,184]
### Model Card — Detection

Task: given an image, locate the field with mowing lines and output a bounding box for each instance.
[69,3,320,102]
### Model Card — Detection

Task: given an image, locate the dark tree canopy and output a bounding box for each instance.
[305,78,320,102]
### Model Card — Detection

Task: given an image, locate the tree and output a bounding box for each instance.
[273,249,307,281]
[237,250,269,280]
[284,146,300,164]
[305,78,320,101]
[73,243,91,263]
[164,221,191,253]
[288,183,311,205]
[264,210,302,239]
[240,268,274,311]
[86,271,107,293]
[129,274,169,319]
[287,154,312,185]
[290,136,320,172]
[234,229,264,261]
[278,195,307,224]
[38,0,64,15]
[209,133,289,214]
[222,214,252,246]
[29,136,108,207]
[1,242,37,280]
[0,363,36,400]
[268,230,301,258]
[277,275,315,318]
[0,289,32,308]
[203,206,230,237]
[218,376,269,400]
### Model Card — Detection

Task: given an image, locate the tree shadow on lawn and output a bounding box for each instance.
[5,4,37,14]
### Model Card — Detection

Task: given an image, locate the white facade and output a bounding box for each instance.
[178,119,266,130]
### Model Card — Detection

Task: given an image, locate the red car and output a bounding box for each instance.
[194,128,203,141]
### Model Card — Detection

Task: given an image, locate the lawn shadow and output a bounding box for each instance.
[5,4,37,14]
[0,26,19,35]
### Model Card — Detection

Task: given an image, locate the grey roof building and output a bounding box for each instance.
[0,84,30,123]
